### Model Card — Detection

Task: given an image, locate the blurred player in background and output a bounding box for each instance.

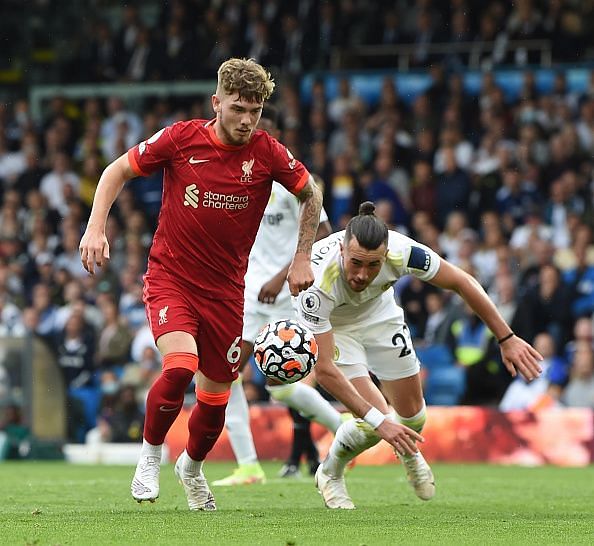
[79,58,323,511]
[213,104,341,487]
[295,202,543,509]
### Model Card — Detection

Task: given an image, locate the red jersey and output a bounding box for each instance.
[128,119,309,300]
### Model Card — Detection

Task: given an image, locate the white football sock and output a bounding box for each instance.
[181,449,203,473]
[393,402,427,459]
[140,438,162,459]
[266,383,342,432]
[396,400,427,434]
[322,418,381,478]
[225,378,258,465]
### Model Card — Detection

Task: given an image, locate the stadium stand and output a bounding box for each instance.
[2,1,594,453]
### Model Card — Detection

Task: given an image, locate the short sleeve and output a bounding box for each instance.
[400,243,441,281]
[268,136,309,195]
[128,125,177,177]
[387,233,441,282]
[295,287,334,334]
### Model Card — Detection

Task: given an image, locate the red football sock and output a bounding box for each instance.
[143,353,198,445]
[186,389,230,462]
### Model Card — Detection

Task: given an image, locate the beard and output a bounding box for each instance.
[218,111,252,146]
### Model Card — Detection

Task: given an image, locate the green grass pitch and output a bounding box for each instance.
[1,461,593,545]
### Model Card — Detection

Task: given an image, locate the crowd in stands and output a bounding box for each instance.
[2,1,594,447]
[13,0,594,85]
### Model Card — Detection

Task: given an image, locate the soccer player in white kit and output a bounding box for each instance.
[213,106,342,486]
[295,202,543,509]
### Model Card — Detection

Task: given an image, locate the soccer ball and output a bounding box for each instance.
[253,319,318,384]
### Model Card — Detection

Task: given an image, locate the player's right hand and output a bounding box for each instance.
[376,420,424,456]
[287,253,315,296]
[79,229,110,275]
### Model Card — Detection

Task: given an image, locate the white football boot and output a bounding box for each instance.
[315,465,355,509]
[131,455,160,503]
[174,452,216,511]
[398,451,435,500]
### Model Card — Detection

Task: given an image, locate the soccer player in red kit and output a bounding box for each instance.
[79,58,323,511]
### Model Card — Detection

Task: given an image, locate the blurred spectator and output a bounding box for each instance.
[435,147,471,228]
[397,276,438,341]
[499,332,565,411]
[422,291,457,347]
[451,303,509,405]
[495,164,539,233]
[95,297,132,370]
[562,344,594,408]
[56,311,95,390]
[30,282,59,338]
[39,152,80,217]
[120,346,161,405]
[514,264,573,350]
[0,405,30,460]
[410,160,437,222]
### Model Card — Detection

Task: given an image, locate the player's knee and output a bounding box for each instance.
[196,387,231,406]
[161,367,195,390]
[266,383,295,402]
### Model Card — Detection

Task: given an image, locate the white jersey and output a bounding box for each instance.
[296,230,441,334]
[244,181,328,304]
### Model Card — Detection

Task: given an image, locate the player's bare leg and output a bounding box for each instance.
[131,331,198,503]
[382,373,435,501]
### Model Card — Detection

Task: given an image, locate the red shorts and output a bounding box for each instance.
[143,275,244,383]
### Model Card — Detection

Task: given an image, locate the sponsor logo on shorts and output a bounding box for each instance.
[302,293,321,313]
[334,346,340,360]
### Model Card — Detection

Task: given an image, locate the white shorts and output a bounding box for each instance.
[332,296,420,381]
[242,295,295,344]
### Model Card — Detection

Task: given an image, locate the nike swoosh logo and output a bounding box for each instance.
[189,157,210,164]
[231,365,240,373]
[159,405,180,412]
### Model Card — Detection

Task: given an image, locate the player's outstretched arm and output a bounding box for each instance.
[79,153,136,275]
[313,330,423,456]
[429,259,543,381]
[287,177,323,296]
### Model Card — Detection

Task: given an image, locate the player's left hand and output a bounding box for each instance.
[258,272,286,304]
[499,335,543,382]
[287,253,314,296]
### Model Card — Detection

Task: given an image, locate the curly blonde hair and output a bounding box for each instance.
[216,58,275,103]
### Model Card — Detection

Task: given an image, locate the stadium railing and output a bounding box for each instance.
[332,39,553,71]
